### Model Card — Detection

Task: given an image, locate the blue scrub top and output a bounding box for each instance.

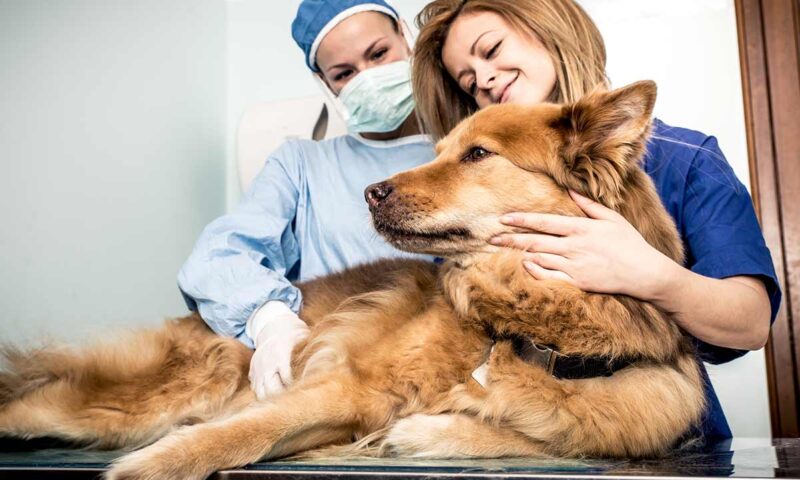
[644,119,781,440]
[178,133,437,348]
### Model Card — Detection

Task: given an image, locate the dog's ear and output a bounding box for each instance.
[551,80,656,207]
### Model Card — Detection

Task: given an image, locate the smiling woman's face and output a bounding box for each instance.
[442,11,558,109]
[315,11,410,94]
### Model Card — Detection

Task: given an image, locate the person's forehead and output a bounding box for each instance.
[442,12,507,74]
[317,11,396,66]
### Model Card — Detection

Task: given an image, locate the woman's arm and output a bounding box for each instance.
[492,191,771,351]
[178,142,305,348]
[657,266,770,350]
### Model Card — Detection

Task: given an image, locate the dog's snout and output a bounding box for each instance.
[365,182,394,208]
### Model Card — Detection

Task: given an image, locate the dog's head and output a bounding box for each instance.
[366,81,657,257]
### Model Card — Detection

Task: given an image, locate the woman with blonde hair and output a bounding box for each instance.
[414,0,608,139]
[413,0,780,442]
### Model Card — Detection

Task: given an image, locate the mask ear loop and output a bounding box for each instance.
[312,73,350,125]
[399,18,416,51]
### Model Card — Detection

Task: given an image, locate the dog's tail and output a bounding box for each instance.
[0,314,253,450]
[0,345,57,408]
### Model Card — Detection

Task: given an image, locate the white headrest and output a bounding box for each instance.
[237,95,346,192]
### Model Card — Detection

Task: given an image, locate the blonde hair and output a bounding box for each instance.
[413,0,609,140]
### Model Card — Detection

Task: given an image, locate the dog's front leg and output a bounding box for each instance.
[106,377,360,480]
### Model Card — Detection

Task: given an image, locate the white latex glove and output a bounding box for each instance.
[245,300,309,399]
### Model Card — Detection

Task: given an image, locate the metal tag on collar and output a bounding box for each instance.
[471,344,494,389]
[514,337,558,375]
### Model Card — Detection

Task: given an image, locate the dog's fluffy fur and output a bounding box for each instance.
[0,81,705,480]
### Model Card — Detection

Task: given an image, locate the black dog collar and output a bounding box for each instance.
[510,336,633,380]
[471,335,634,387]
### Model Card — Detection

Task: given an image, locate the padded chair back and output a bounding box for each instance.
[237,95,346,191]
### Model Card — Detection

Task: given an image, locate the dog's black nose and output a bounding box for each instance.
[365,182,394,207]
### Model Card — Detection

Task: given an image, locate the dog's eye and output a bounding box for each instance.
[462,146,492,163]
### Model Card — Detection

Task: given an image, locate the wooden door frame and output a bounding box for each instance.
[735,0,800,437]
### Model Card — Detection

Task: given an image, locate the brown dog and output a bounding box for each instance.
[0,80,704,480]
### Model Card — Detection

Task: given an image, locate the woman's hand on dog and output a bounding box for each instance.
[490,190,676,301]
[491,191,771,351]
[247,301,310,399]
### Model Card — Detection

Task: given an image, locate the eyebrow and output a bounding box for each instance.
[326,37,388,75]
[456,30,496,83]
[363,37,387,61]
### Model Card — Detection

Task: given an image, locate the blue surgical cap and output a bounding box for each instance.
[291,0,400,72]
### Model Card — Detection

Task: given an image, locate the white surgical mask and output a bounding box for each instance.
[338,60,415,134]
[330,60,415,134]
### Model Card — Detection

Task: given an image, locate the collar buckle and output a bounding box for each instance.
[514,337,559,375]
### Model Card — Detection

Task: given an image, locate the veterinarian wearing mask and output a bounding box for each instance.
[178,0,434,400]
[412,0,780,442]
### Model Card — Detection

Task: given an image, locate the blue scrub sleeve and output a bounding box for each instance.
[177,142,305,349]
[680,136,781,364]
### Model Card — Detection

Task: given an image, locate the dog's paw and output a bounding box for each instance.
[105,434,208,480]
[383,414,458,458]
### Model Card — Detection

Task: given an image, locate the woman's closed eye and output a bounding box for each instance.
[371,48,388,62]
[485,40,501,59]
[468,79,477,96]
[334,69,354,82]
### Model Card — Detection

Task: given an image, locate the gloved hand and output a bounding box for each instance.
[245,300,310,399]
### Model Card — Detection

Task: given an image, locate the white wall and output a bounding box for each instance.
[0,0,227,343]
[225,0,769,437]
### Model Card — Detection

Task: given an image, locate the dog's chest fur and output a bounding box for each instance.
[295,260,491,412]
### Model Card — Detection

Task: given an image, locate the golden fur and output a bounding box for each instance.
[0,81,704,480]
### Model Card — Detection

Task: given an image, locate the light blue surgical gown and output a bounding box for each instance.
[178,133,436,348]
